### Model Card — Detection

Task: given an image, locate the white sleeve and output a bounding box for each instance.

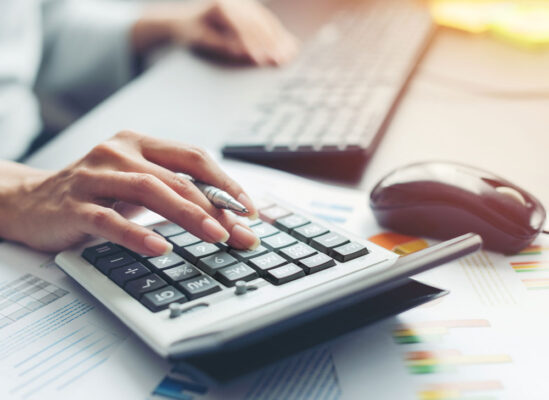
[0,1,43,160]
[36,0,143,111]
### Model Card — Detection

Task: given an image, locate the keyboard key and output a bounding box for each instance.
[279,243,317,261]
[95,252,136,275]
[248,252,287,273]
[169,232,201,248]
[332,242,369,262]
[110,262,151,286]
[229,245,269,261]
[311,232,350,254]
[298,253,336,274]
[259,206,291,223]
[237,217,262,227]
[262,232,297,250]
[274,215,309,232]
[82,242,121,264]
[178,275,222,299]
[265,263,305,285]
[141,286,187,312]
[197,252,238,275]
[216,263,258,286]
[154,223,185,237]
[148,252,186,270]
[251,222,279,238]
[162,264,201,282]
[179,243,221,263]
[293,223,329,242]
[125,274,167,299]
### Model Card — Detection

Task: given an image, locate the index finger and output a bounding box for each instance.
[139,138,258,218]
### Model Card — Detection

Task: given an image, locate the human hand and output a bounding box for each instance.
[2,132,259,256]
[134,0,299,66]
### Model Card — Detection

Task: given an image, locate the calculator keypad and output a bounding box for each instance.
[83,204,370,312]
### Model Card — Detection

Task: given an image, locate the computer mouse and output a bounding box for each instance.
[370,161,547,254]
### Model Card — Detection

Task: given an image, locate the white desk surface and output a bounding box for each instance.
[27,27,549,207]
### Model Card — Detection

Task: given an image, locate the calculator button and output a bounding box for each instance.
[229,245,269,261]
[237,217,262,227]
[216,263,258,287]
[82,242,121,264]
[298,254,336,274]
[310,232,350,254]
[274,215,309,232]
[169,232,201,248]
[265,263,305,285]
[332,242,369,262]
[248,252,287,273]
[179,243,221,263]
[251,222,280,238]
[110,262,151,286]
[141,286,187,312]
[197,252,238,275]
[125,274,167,299]
[162,264,201,282]
[178,275,222,299]
[148,252,186,270]
[279,243,317,261]
[293,223,329,242]
[259,206,291,224]
[95,252,136,275]
[153,223,185,237]
[262,232,298,250]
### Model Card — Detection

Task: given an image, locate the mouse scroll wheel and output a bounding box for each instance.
[495,186,526,206]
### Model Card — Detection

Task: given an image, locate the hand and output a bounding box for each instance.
[134,0,299,65]
[1,131,259,256]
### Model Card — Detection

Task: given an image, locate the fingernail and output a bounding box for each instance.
[237,193,258,219]
[232,224,260,250]
[202,218,230,242]
[144,235,173,255]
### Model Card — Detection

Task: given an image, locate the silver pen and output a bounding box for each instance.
[176,173,248,213]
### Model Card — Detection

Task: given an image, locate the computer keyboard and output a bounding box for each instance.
[222,0,434,181]
[81,201,368,313]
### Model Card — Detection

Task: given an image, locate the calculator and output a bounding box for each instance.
[55,198,482,361]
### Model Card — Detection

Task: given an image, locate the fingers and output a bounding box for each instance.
[81,204,173,257]
[139,138,258,218]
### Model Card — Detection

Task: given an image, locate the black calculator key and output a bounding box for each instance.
[148,252,186,270]
[141,286,187,312]
[162,264,201,282]
[82,242,121,264]
[311,232,350,254]
[274,215,309,232]
[265,263,305,285]
[293,223,330,242]
[216,263,258,286]
[169,232,201,248]
[153,223,185,237]
[229,245,269,261]
[279,243,317,261]
[95,252,136,275]
[298,254,336,274]
[262,232,297,250]
[251,222,279,238]
[110,262,151,286]
[259,206,291,223]
[249,252,287,273]
[197,252,238,275]
[179,242,221,263]
[332,242,369,262]
[178,275,221,299]
[125,274,167,299]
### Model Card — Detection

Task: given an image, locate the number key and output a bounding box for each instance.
[179,242,221,263]
[197,252,238,275]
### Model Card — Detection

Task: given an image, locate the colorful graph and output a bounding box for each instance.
[521,278,549,290]
[510,260,549,273]
[368,232,429,256]
[418,380,503,400]
[405,350,512,374]
[513,244,549,256]
[507,240,549,290]
[393,320,490,344]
